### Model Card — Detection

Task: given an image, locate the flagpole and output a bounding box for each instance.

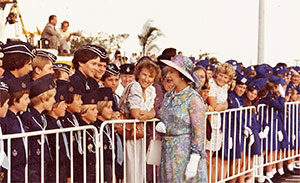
[257,0,265,64]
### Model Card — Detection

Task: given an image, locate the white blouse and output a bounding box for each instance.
[208,78,228,103]
[120,80,156,114]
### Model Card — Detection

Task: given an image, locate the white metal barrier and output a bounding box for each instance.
[1,102,299,183]
[98,119,160,183]
[0,126,99,183]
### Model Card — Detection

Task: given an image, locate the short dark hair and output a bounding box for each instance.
[8,90,29,107]
[161,48,177,60]
[72,49,99,70]
[61,21,69,28]
[49,15,56,22]
[3,53,32,71]
[0,90,10,107]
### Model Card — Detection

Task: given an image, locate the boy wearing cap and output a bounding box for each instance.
[101,64,121,111]
[20,74,56,182]
[0,75,31,182]
[30,50,56,80]
[61,81,84,182]
[71,45,108,93]
[45,85,69,183]
[77,90,98,183]
[53,63,71,86]
[115,64,135,97]
[2,41,36,80]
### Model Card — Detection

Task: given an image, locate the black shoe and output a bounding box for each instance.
[271,173,285,182]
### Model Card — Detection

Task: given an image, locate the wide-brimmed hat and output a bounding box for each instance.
[160,55,194,82]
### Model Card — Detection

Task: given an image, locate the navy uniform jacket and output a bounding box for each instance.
[45,115,69,162]
[69,70,98,93]
[1,71,16,81]
[220,91,245,159]
[259,92,288,150]
[0,110,27,168]
[56,79,69,88]
[93,119,114,164]
[286,82,300,94]
[20,106,52,164]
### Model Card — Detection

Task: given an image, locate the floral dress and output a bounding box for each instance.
[158,86,208,183]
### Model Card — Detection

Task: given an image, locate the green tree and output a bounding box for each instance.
[138,19,163,56]
[70,31,129,56]
[198,49,219,65]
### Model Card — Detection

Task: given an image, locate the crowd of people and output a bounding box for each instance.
[0,36,299,183]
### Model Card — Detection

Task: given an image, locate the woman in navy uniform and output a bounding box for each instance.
[259,75,288,179]
[77,90,99,183]
[220,74,248,182]
[20,74,56,182]
[45,85,69,182]
[1,75,31,182]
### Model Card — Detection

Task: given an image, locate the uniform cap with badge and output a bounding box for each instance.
[53,63,71,74]
[106,64,120,76]
[2,41,36,58]
[120,64,135,74]
[54,85,68,103]
[81,90,98,105]
[36,50,57,64]
[29,74,55,98]
[6,75,31,93]
[75,45,108,62]
[97,87,114,102]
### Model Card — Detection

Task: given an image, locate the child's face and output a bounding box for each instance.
[53,101,67,117]
[103,75,120,92]
[40,62,54,78]
[0,99,9,118]
[290,91,299,101]
[82,105,98,123]
[200,89,209,101]
[59,70,69,81]
[79,57,99,78]
[247,89,258,101]
[14,93,30,112]
[43,94,56,112]
[100,101,113,120]
[67,94,82,113]
[215,72,231,87]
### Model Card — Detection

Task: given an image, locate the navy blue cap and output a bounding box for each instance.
[30,74,55,98]
[245,66,256,75]
[293,66,300,73]
[36,50,57,64]
[120,64,135,74]
[2,41,36,58]
[189,57,196,63]
[67,80,84,96]
[82,90,98,105]
[268,75,285,85]
[97,87,113,101]
[6,75,31,93]
[226,60,242,74]
[195,60,215,71]
[106,64,120,75]
[236,74,248,85]
[54,85,68,103]
[0,81,8,92]
[248,78,266,91]
[255,64,273,78]
[273,65,289,76]
[53,63,71,73]
[75,45,108,62]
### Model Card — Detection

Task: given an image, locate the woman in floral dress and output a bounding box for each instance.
[157,55,207,182]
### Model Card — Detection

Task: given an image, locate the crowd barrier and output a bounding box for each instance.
[0,102,299,183]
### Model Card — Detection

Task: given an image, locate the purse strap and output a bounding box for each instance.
[119,83,134,112]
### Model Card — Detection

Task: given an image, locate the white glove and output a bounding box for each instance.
[185,153,200,180]
[248,134,255,147]
[156,122,166,134]
[259,131,266,139]
[293,134,296,141]
[263,126,270,137]
[229,137,233,150]
[278,131,283,142]
[278,84,285,98]
[243,126,253,138]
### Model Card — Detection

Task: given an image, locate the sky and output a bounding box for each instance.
[2,0,300,67]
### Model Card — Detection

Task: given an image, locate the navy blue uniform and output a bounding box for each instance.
[60,111,83,183]
[220,91,245,160]
[259,92,288,150]
[46,115,70,183]
[0,110,27,182]
[20,106,52,182]
[69,70,98,93]
[246,111,262,156]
